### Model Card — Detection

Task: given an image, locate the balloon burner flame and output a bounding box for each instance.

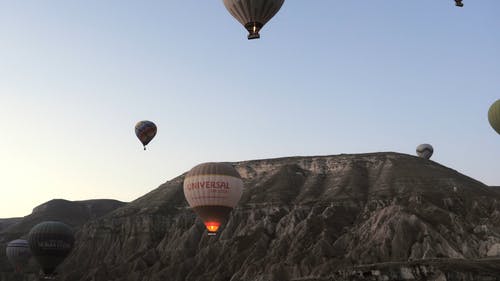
[245,22,263,40]
[204,222,220,233]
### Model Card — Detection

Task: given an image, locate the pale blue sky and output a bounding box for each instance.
[1,1,499,217]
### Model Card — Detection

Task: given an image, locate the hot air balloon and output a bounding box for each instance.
[183,162,243,235]
[28,221,74,278]
[135,120,157,150]
[488,99,500,134]
[455,0,464,7]
[5,239,31,273]
[416,144,433,159]
[223,0,285,40]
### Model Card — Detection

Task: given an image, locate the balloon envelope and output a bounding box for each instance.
[223,0,285,39]
[183,162,243,234]
[28,221,74,276]
[488,99,500,134]
[5,239,31,272]
[135,120,157,150]
[416,144,433,159]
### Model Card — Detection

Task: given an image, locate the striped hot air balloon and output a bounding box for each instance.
[5,239,31,273]
[416,144,434,159]
[223,0,285,39]
[135,120,157,150]
[488,99,500,135]
[183,162,243,235]
[28,221,74,277]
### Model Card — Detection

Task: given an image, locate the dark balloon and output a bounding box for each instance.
[5,239,31,273]
[28,221,74,276]
[223,0,285,40]
[135,120,157,150]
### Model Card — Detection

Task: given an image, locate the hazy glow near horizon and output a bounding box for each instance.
[1,1,499,218]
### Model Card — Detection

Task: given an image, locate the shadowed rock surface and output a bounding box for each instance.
[2,153,500,280]
[0,199,125,280]
[0,218,22,233]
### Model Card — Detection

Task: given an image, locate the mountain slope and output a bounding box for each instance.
[0,218,22,233]
[0,199,125,280]
[53,152,500,281]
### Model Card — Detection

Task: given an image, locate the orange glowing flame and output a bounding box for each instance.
[204,222,220,233]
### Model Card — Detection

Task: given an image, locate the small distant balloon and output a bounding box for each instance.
[416,144,433,159]
[488,99,500,135]
[135,120,157,150]
[455,0,464,7]
[183,162,244,235]
[5,239,31,273]
[28,221,74,278]
[223,0,285,40]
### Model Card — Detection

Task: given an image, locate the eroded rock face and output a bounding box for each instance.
[0,199,125,280]
[0,219,22,233]
[2,153,500,281]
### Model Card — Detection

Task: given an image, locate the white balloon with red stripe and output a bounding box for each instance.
[183,162,243,234]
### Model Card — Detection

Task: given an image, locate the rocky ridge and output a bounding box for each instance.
[2,152,500,281]
[61,153,500,280]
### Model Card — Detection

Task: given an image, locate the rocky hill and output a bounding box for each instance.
[0,199,125,280]
[2,153,500,281]
[0,218,22,233]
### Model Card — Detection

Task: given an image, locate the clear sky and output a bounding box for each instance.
[1,0,499,218]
